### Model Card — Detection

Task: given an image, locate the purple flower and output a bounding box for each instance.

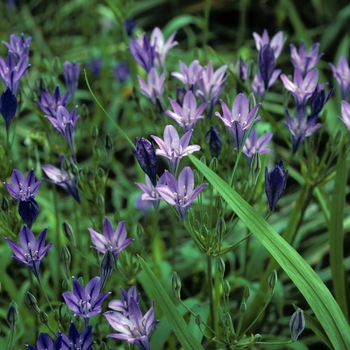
[290,41,323,77]
[280,68,319,106]
[2,34,31,62]
[104,297,159,350]
[150,27,178,68]
[156,167,207,221]
[4,169,41,227]
[62,276,110,321]
[196,62,227,117]
[108,286,141,317]
[215,93,261,150]
[233,58,248,81]
[165,90,207,131]
[172,60,203,91]
[87,58,102,78]
[329,56,350,100]
[258,44,277,90]
[338,100,350,131]
[63,61,80,102]
[26,333,62,350]
[114,62,130,83]
[88,217,133,261]
[265,159,288,212]
[42,154,80,203]
[284,107,322,154]
[0,53,30,94]
[0,87,17,131]
[130,34,155,73]
[253,29,286,59]
[132,137,158,186]
[60,322,94,350]
[310,85,333,118]
[35,86,69,118]
[205,126,222,158]
[124,18,136,37]
[242,127,273,165]
[5,226,52,279]
[138,67,165,104]
[46,105,80,154]
[252,69,281,100]
[152,125,200,175]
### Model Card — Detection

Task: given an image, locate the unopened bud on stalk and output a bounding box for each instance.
[254,334,262,342]
[290,309,305,341]
[216,217,226,243]
[81,104,89,119]
[136,222,144,240]
[91,125,99,142]
[195,314,202,326]
[62,221,76,247]
[215,195,223,215]
[209,157,218,173]
[244,285,250,301]
[100,249,115,289]
[171,271,182,300]
[203,212,210,227]
[61,245,71,279]
[240,302,247,313]
[217,258,225,279]
[97,193,105,212]
[25,291,41,313]
[62,278,69,290]
[223,279,230,298]
[99,341,108,350]
[250,152,261,186]
[1,197,9,213]
[39,310,49,324]
[53,56,61,72]
[6,300,18,333]
[105,134,114,162]
[268,270,277,295]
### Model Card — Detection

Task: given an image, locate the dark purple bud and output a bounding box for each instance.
[0,88,18,131]
[205,126,222,158]
[88,58,102,78]
[290,309,305,341]
[19,197,39,228]
[100,249,115,290]
[124,18,136,36]
[265,159,288,212]
[231,121,246,151]
[129,34,155,73]
[176,85,187,106]
[310,85,334,118]
[113,63,130,83]
[259,44,276,90]
[132,137,158,186]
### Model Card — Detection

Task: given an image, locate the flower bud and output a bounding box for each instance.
[1,196,9,213]
[171,271,182,300]
[96,193,105,212]
[240,302,247,313]
[25,291,41,313]
[39,310,49,324]
[268,270,277,295]
[99,341,108,350]
[250,152,261,186]
[216,217,226,244]
[105,134,114,163]
[223,279,230,298]
[137,222,144,240]
[62,221,76,247]
[254,334,262,342]
[243,285,250,301]
[217,258,225,279]
[215,195,223,215]
[290,309,305,341]
[61,245,71,279]
[81,104,89,120]
[91,125,99,142]
[195,314,202,326]
[100,249,115,289]
[209,157,218,173]
[6,300,18,333]
[53,56,61,73]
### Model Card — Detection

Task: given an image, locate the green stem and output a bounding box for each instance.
[37,276,55,315]
[207,254,216,332]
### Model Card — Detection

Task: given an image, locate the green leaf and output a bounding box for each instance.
[189,154,350,349]
[138,256,205,350]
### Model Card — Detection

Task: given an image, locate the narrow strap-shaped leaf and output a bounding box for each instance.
[138,256,205,350]
[189,154,350,349]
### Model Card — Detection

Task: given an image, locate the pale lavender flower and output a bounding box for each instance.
[284,107,322,154]
[138,67,165,104]
[338,100,350,131]
[290,42,323,77]
[63,61,80,102]
[232,58,248,81]
[242,127,273,165]
[2,34,31,62]
[252,69,281,100]
[104,297,159,350]
[60,322,94,350]
[130,34,155,73]
[108,286,140,317]
[0,53,30,94]
[172,60,203,91]
[46,105,80,154]
[35,86,69,118]
[5,226,52,279]
[165,90,207,131]
[329,56,350,100]
[88,217,133,261]
[26,333,63,350]
[62,276,110,321]
[150,27,178,68]
[253,29,286,59]
[0,87,18,131]
[42,154,80,203]
[151,125,200,175]
[280,68,319,106]
[156,167,207,221]
[215,93,261,150]
[196,62,227,117]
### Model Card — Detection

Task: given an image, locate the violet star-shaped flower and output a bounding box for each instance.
[26,332,63,350]
[338,100,350,131]
[165,90,207,131]
[5,226,52,279]
[62,276,110,321]
[46,105,80,154]
[0,87,18,131]
[242,127,273,165]
[290,41,323,77]
[4,169,42,227]
[3,34,31,62]
[42,154,80,203]
[329,56,350,100]
[36,86,69,118]
[60,322,94,350]
[151,125,200,175]
[104,297,159,350]
[108,286,141,317]
[150,27,178,68]
[265,159,288,212]
[130,34,155,73]
[215,93,261,150]
[156,167,207,221]
[253,29,286,59]
[171,60,203,91]
[88,217,134,261]
[138,67,165,104]
[63,61,80,102]
[0,53,30,94]
[280,68,319,106]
